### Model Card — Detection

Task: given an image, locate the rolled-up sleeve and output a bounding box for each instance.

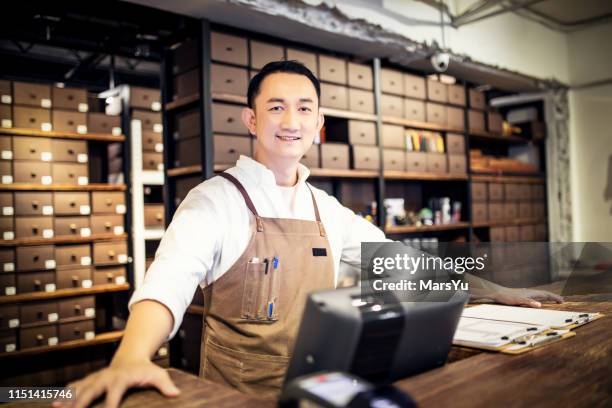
[128,188,222,340]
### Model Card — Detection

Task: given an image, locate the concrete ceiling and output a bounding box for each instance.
[124,0,553,92]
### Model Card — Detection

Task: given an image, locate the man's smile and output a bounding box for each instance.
[275,134,302,141]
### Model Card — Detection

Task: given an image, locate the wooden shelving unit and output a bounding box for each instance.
[384,171,468,181]
[385,222,470,234]
[0,183,126,192]
[0,128,125,142]
[167,165,202,177]
[0,283,130,305]
[212,93,247,105]
[0,330,124,360]
[381,116,465,133]
[212,165,379,179]
[472,218,543,228]
[470,174,546,184]
[469,130,527,144]
[0,233,128,247]
[165,94,199,111]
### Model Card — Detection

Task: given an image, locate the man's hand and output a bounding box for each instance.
[52,359,180,408]
[487,287,564,308]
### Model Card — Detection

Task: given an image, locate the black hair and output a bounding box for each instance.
[247,60,321,109]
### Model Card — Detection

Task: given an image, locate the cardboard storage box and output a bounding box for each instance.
[55,244,91,268]
[426,153,447,173]
[51,139,87,163]
[403,74,426,100]
[90,215,124,235]
[58,296,95,321]
[13,106,52,131]
[300,144,320,168]
[0,105,12,128]
[448,84,466,106]
[348,88,374,114]
[347,62,373,90]
[93,266,126,285]
[14,192,53,216]
[143,152,164,171]
[318,55,347,84]
[404,98,425,122]
[52,163,88,185]
[173,68,199,100]
[54,192,90,216]
[20,324,58,348]
[352,145,380,170]
[250,41,284,69]
[144,205,165,228]
[380,94,403,117]
[348,120,376,146]
[19,301,58,326]
[130,87,161,111]
[16,245,55,271]
[382,149,405,171]
[52,87,88,112]
[380,69,403,95]
[320,143,349,169]
[471,182,487,201]
[214,135,251,165]
[132,110,162,133]
[320,83,348,110]
[405,152,426,172]
[54,216,90,237]
[427,80,447,103]
[13,82,51,108]
[88,113,121,135]
[93,241,128,266]
[59,319,95,342]
[16,271,55,294]
[469,89,486,110]
[91,192,125,214]
[15,216,53,239]
[286,48,317,76]
[211,32,248,66]
[211,64,248,96]
[212,103,248,135]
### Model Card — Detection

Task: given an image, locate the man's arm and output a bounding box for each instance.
[53,300,179,408]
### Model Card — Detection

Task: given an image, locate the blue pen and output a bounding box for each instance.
[268,301,273,319]
[273,256,279,270]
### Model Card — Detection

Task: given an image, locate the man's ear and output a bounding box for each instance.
[241,107,257,136]
[316,109,325,132]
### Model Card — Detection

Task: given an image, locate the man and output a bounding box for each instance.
[57,60,562,408]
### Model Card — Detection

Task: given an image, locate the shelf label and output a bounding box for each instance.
[5,286,15,295]
[5,344,15,353]
[82,279,92,288]
[1,175,13,184]
[78,176,89,185]
[79,205,91,215]
[157,163,164,171]
[76,125,88,134]
[41,98,52,108]
[9,318,19,328]
[81,256,91,266]
[45,283,56,292]
[3,231,14,240]
[78,103,89,112]
[48,313,58,322]
[85,331,95,340]
[4,262,14,272]
[77,153,88,163]
[1,95,11,104]
[116,204,126,214]
[151,101,161,111]
[153,123,163,133]
[1,119,11,128]
[42,205,54,215]
[113,225,124,235]
[48,337,58,346]
[155,143,163,153]
[80,227,91,237]
[118,254,128,264]
[45,259,56,269]
[1,150,12,160]
[41,122,52,132]
[42,229,54,238]
[85,307,95,318]
[2,206,13,216]
[115,275,126,285]
[41,152,53,162]
[112,127,122,136]
[41,175,52,185]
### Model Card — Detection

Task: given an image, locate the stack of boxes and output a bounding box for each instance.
[471,181,547,241]
[467,88,503,135]
[131,87,163,172]
[1,296,97,352]
[0,80,129,355]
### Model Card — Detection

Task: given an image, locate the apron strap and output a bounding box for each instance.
[306,183,326,237]
[218,172,264,232]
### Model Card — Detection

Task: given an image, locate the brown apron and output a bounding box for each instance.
[199,172,335,397]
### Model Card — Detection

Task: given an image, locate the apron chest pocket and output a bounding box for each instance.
[241,259,280,322]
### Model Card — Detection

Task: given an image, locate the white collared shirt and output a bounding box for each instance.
[129,156,387,338]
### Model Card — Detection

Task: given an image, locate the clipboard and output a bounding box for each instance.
[453,305,603,354]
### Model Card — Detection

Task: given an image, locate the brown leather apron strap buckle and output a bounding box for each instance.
[256,216,264,232]
[218,172,260,217]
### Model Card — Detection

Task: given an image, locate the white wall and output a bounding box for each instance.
[568,23,612,241]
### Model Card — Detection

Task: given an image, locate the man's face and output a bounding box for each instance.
[242,72,324,163]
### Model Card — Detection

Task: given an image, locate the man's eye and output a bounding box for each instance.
[269,106,284,111]
[299,107,312,112]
